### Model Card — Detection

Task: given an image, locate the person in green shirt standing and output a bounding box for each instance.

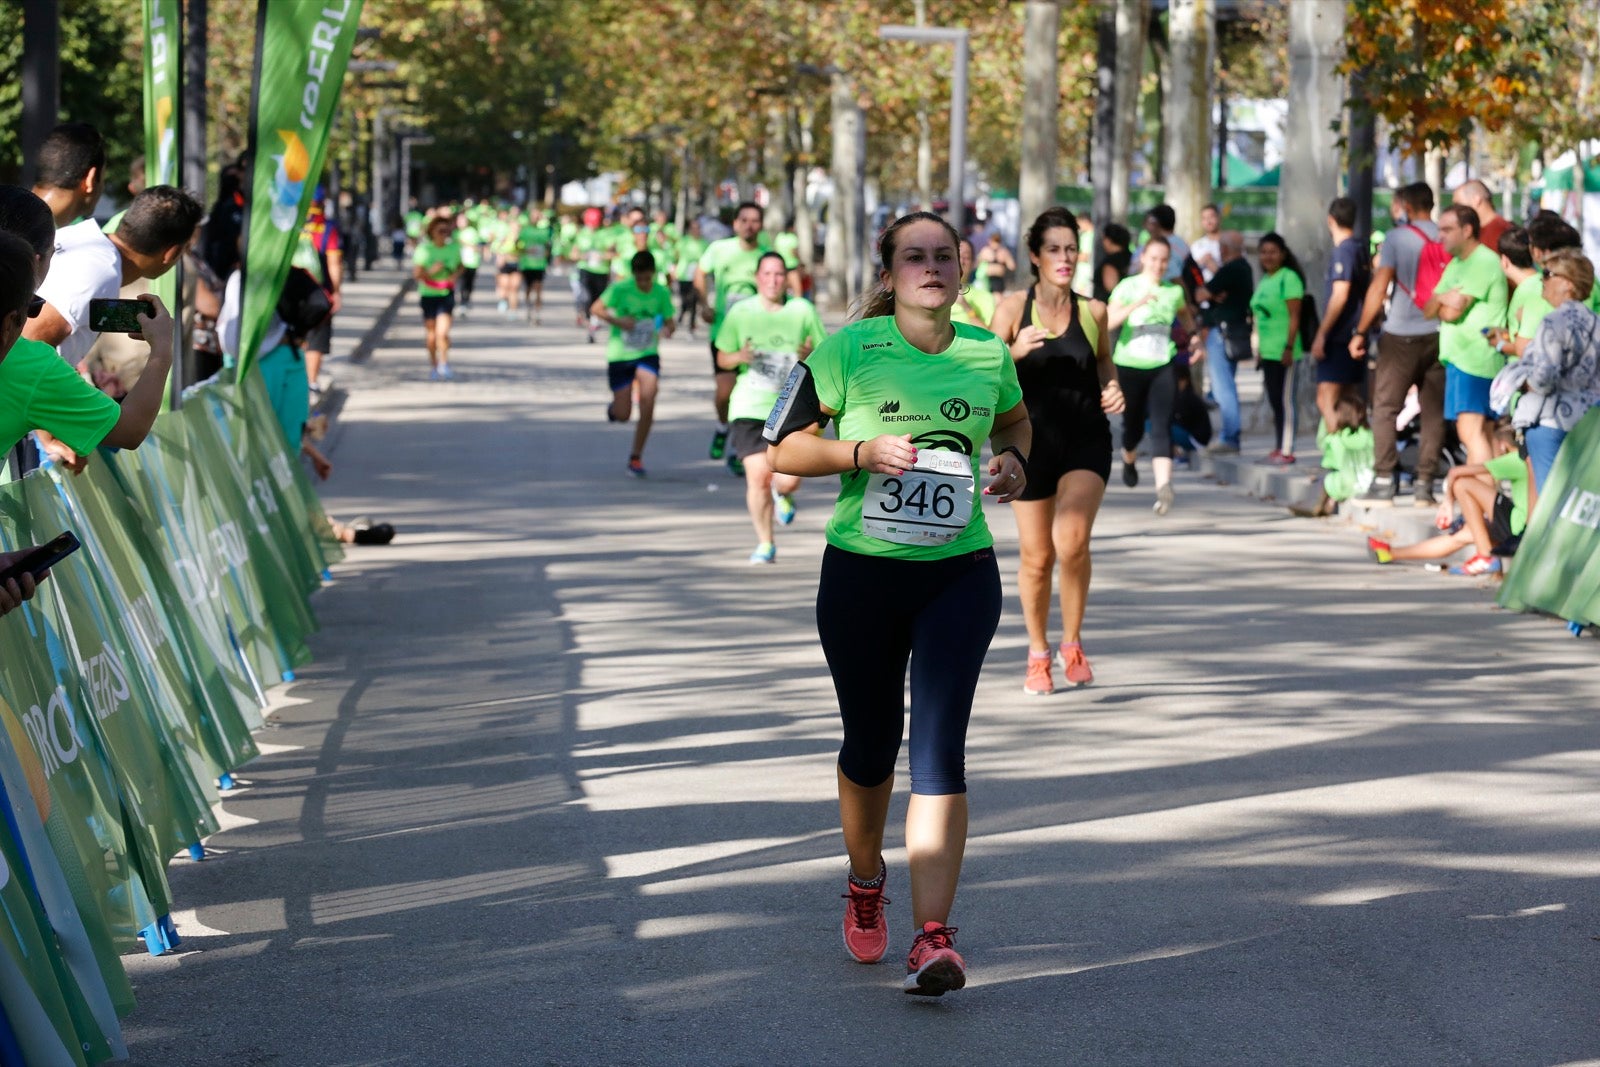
[413,214,463,381]
[673,219,708,337]
[1250,232,1307,467]
[1486,225,1550,360]
[592,251,675,477]
[695,201,800,472]
[1425,204,1508,465]
[714,251,828,562]
[518,209,554,325]
[1108,236,1199,514]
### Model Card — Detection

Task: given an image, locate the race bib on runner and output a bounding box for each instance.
[746,349,797,393]
[529,244,548,261]
[624,320,659,350]
[861,448,974,547]
[1126,322,1170,362]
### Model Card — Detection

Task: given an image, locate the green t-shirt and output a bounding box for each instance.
[1510,273,1553,341]
[1484,451,1530,537]
[600,279,674,362]
[519,222,553,270]
[806,316,1024,560]
[0,338,120,456]
[413,240,461,298]
[1318,425,1375,502]
[716,297,828,422]
[404,210,425,239]
[1437,243,1508,379]
[674,235,708,279]
[556,221,579,259]
[698,238,769,342]
[1249,267,1305,363]
[574,228,611,274]
[773,231,802,262]
[458,226,482,270]
[1109,274,1186,369]
[950,286,996,330]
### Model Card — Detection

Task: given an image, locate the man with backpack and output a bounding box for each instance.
[1352,182,1446,506]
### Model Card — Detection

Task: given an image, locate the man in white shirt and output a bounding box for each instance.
[1189,203,1223,283]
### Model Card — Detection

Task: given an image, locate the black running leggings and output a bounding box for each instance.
[678,280,699,325]
[459,267,477,303]
[1117,362,1176,457]
[816,545,1002,796]
[1261,360,1290,449]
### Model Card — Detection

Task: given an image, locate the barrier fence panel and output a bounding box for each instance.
[1499,407,1600,627]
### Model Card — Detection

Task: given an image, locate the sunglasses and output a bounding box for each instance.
[26,295,43,318]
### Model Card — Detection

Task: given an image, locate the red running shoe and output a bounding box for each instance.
[1060,642,1094,687]
[842,864,889,964]
[903,921,966,996]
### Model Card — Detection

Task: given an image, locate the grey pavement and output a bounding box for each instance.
[122,274,1600,1066]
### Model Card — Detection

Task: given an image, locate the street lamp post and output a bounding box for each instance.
[878,24,969,235]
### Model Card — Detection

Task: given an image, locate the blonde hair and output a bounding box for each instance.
[851,210,963,321]
[1544,247,1595,302]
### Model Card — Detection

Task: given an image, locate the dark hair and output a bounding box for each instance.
[1026,206,1080,281]
[1498,225,1533,270]
[34,123,106,190]
[756,250,789,272]
[1333,393,1369,434]
[1201,203,1220,215]
[853,210,962,320]
[0,231,38,321]
[117,186,203,256]
[1443,204,1479,239]
[1146,204,1176,232]
[1397,181,1435,215]
[629,250,656,274]
[0,186,56,258]
[1258,231,1306,286]
[1328,196,1357,230]
[1102,222,1131,250]
[734,201,763,220]
[1527,213,1581,254]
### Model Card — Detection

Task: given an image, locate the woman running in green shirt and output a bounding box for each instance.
[767,212,1030,998]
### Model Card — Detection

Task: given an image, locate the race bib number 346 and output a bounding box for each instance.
[862,448,974,546]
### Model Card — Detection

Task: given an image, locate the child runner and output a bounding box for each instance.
[715,251,827,563]
[592,251,674,476]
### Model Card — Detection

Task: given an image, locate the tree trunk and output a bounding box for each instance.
[1019,0,1061,229]
[1110,0,1150,225]
[184,0,208,200]
[1163,0,1214,240]
[1424,148,1446,217]
[914,0,933,211]
[1278,0,1346,437]
[828,73,866,310]
[1346,69,1377,247]
[1091,2,1117,226]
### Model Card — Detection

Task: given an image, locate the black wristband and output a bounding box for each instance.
[853,440,864,471]
[998,445,1028,475]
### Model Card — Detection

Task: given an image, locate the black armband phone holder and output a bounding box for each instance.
[763,362,827,443]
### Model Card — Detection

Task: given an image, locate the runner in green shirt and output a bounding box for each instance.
[695,201,800,471]
[714,251,828,562]
[456,215,483,315]
[673,220,708,337]
[765,212,1029,997]
[518,211,554,324]
[1107,236,1200,510]
[950,239,995,330]
[592,251,675,477]
[1426,205,1508,465]
[412,215,463,380]
[570,208,613,341]
[494,209,524,317]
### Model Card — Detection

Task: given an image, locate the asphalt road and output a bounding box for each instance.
[122,282,1600,1067]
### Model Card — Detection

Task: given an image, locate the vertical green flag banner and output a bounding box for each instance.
[142,0,182,320]
[1498,408,1600,625]
[238,0,364,374]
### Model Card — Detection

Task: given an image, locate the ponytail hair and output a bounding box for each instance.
[850,210,963,321]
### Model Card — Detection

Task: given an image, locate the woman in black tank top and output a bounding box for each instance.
[988,207,1125,697]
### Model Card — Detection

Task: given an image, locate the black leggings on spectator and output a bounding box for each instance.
[1117,362,1175,457]
[816,544,1002,796]
[1262,360,1290,452]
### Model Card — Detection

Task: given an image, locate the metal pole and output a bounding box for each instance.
[949,34,968,235]
[183,0,207,199]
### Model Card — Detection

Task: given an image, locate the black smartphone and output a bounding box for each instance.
[0,532,81,586]
[88,298,149,333]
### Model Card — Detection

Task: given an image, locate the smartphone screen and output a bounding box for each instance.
[88,298,148,333]
[0,531,81,586]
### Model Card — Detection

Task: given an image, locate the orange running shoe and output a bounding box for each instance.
[1060,642,1094,687]
[1023,651,1054,696]
[842,863,889,964]
[903,921,965,996]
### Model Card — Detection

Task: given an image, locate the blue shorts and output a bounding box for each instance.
[1444,364,1494,419]
[607,354,660,392]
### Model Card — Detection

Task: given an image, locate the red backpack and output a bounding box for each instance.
[1397,223,1450,309]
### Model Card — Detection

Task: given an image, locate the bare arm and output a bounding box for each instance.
[1105,292,1146,333]
[986,290,1027,346]
[101,296,174,450]
[1313,279,1350,354]
[984,401,1031,502]
[1352,265,1394,355]
[22,302,74,349]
